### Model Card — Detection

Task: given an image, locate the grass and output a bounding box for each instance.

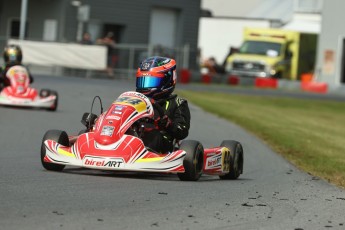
[177,90,345,188]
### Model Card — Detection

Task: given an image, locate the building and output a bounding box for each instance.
[0,0,201,71]
[315,0,345,87]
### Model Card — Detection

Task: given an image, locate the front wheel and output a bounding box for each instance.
[177,140,204,181]
[219,140,243,180]
[41,130,69,171]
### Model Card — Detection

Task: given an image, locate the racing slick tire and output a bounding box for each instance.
[40,130,69,171]
[177,140,204,181]
[47,90,58,111]
[219,140,243,180]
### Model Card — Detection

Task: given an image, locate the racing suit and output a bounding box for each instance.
[0,63,34,88]
[142,94,191,153]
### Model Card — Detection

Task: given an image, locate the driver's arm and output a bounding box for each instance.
[167,99,190,140]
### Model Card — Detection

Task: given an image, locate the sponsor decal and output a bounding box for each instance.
[116,96,143,105]
[106,115,121,120]
[133,93,148,100]
[205,155,222,169]
[173,71,177,81]
[141,62,151,70]
[158,59,170,65]
[83,157,124,168]
[115,105,124,111]
[122,91,147,100]
[101,126,114,136]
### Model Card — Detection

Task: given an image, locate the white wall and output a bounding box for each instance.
[201,0,262,17]
[198,18,269,64]
[315,0,345,86]
[9,39,107,70]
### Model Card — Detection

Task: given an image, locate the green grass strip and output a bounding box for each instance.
[178,90,345,188]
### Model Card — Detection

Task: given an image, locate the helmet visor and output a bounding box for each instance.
[9,54,17,62]
[136,76,163,89]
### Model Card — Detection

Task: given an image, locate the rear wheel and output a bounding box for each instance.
[177,140,204,181]
[219,140,243,180]
[41,130,69,171]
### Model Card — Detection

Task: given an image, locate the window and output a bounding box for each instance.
[9,19,29,38]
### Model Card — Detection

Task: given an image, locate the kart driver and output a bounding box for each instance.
[0,44,34,88]
[136,56,191,153]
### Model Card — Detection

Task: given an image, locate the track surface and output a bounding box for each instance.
[1,76,345,230]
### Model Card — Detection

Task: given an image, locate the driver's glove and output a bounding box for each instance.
[155,115,172,130]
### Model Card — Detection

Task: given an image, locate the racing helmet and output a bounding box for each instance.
[136,56,177,99]
[3,44,23,65]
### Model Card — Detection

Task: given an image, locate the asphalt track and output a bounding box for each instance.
[1,75,345,230]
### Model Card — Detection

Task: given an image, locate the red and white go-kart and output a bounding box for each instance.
[41,91,243,181]
[0,65,58,111]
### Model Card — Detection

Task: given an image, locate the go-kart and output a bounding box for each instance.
[41,91,243,181]
[0,65,58,111]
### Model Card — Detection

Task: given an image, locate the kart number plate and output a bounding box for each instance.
[101,126,114,136]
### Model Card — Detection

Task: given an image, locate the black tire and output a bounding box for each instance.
[219,140,243,180]
[39,89,51,97]
[47,90,58,111]
[177,140,204,181]
[40,130,69,171]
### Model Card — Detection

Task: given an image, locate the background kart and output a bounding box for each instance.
[41,91,243,181]
[0,65,58,111]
